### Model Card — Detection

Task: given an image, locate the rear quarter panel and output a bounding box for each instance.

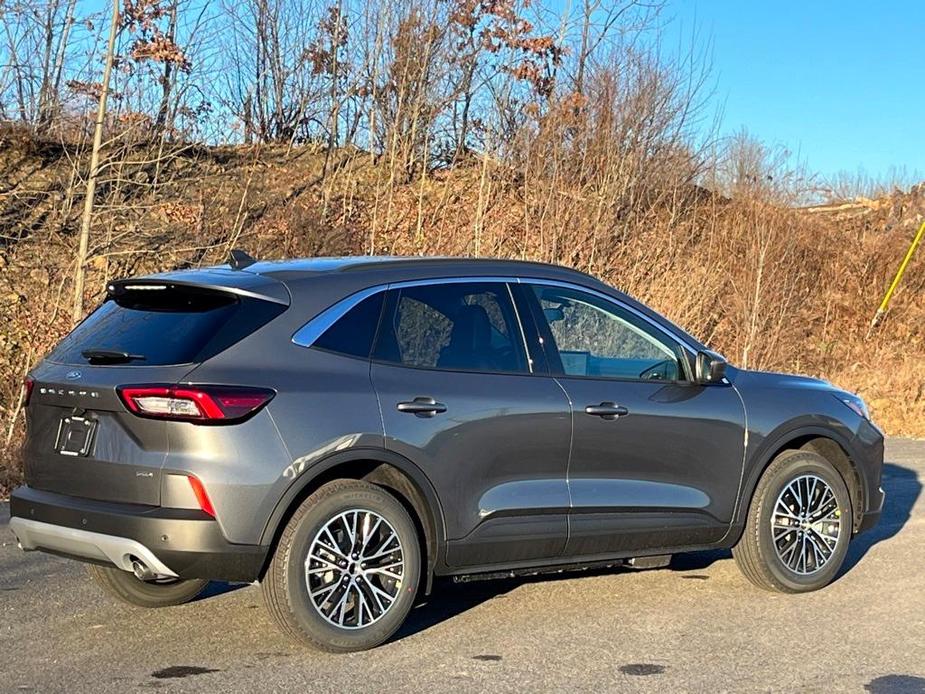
[182,341,383,545]
[170,273,389,545]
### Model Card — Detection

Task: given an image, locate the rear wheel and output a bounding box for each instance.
[88,565,208,608]
[733,449,852,592]
[261,479,421,652]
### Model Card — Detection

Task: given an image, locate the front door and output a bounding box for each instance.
[521,282,747,558]
[370,280,572,569]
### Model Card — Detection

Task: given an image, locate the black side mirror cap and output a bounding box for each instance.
[695,350,727,384]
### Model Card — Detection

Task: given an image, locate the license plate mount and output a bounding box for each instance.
[55,415,97,457]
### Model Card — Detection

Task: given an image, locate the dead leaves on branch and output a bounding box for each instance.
[123,0,191,71]
[449,0,563,98]
[129,36,190,71]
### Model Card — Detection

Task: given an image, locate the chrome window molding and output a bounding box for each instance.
[291,285,384,347]
[291,275,698,358]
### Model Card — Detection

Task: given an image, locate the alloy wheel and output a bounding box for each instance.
[771,473,843,575]
[304,509,405,629]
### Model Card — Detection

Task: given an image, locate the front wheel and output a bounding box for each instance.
[261,479,421,652]
[733,449,853,592]
[88,565,208,608]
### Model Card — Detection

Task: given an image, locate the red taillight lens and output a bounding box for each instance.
[187,475,216,517]
[117,385,274,423]
[21,377,34,407]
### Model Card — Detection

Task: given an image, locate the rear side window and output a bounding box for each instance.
[373,282,528,374]
[312,292,385,359]
[47,285,286,366]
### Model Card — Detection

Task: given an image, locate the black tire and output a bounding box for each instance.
[261,479,421,653]
[87,565,208,608]
[733,449,853,593]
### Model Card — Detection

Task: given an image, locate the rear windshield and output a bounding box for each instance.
[47,285,286,366]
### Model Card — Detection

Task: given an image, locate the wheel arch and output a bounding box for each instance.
[258,447,446,593]
[733,425,866,539]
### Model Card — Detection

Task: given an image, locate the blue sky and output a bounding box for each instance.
[663,0,924,184]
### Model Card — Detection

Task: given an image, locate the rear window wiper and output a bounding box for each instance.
[80,349,147,364]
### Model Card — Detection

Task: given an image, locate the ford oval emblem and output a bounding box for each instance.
[65,370,82,380]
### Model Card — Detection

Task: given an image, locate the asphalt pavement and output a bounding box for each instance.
[1,439,923,693]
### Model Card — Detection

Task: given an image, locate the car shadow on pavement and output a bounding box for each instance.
[196,581,247,601]
[396,561,655,642]
[841,462,921,574]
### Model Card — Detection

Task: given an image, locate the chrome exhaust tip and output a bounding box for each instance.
[131,558,156,581]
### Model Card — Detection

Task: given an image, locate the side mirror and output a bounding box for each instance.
[695,350,727,384]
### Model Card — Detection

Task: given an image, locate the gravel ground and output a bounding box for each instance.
[1,438,923,693]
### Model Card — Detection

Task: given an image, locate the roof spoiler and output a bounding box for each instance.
[108,269,290,306]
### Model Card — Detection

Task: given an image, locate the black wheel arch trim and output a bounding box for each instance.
[729,421,868,536]
[259,446,447,591]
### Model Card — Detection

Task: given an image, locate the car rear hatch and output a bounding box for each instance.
[23,271,288,506]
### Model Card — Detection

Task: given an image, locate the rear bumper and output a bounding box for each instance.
[9,486,268,582]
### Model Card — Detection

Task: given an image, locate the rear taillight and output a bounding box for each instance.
[21,377,34,407]
[117,385,274,423]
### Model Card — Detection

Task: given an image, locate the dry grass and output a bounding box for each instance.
[1,127,923,496]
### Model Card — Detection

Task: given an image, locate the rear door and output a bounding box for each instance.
[370,280,571,569]
[520,282,746,556]
[24,281,286,505]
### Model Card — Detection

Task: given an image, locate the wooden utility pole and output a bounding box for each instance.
[73,0,120,323]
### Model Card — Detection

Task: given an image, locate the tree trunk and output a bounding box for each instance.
[72,0,120,324]
[154,1,178,132]
[36,0,60,131]
[576,0,592,96]
[49,0,79,112]
[37,0,79,132]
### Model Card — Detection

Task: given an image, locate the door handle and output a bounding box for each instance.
[396,397,447,417]
[584,402,629,420]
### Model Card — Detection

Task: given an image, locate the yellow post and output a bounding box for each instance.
[869,219,925,333]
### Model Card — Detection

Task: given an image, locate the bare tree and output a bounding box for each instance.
[73,0,120,323]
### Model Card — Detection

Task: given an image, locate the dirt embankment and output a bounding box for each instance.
[1,132,923,493]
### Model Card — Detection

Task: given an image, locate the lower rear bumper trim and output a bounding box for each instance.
[9,517,178,577]
[10,485,269,582]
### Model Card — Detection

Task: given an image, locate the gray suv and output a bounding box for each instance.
[9,255,884,652]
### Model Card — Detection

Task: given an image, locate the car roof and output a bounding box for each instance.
[231,255,597,281]
[133,256,602,305]
[134,255,707,352]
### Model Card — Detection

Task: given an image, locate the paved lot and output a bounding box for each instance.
[1,439,923,693]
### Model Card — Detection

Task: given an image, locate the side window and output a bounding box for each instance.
[374,282,528,374]
[530,285,683,381]
[312,292,384,359]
